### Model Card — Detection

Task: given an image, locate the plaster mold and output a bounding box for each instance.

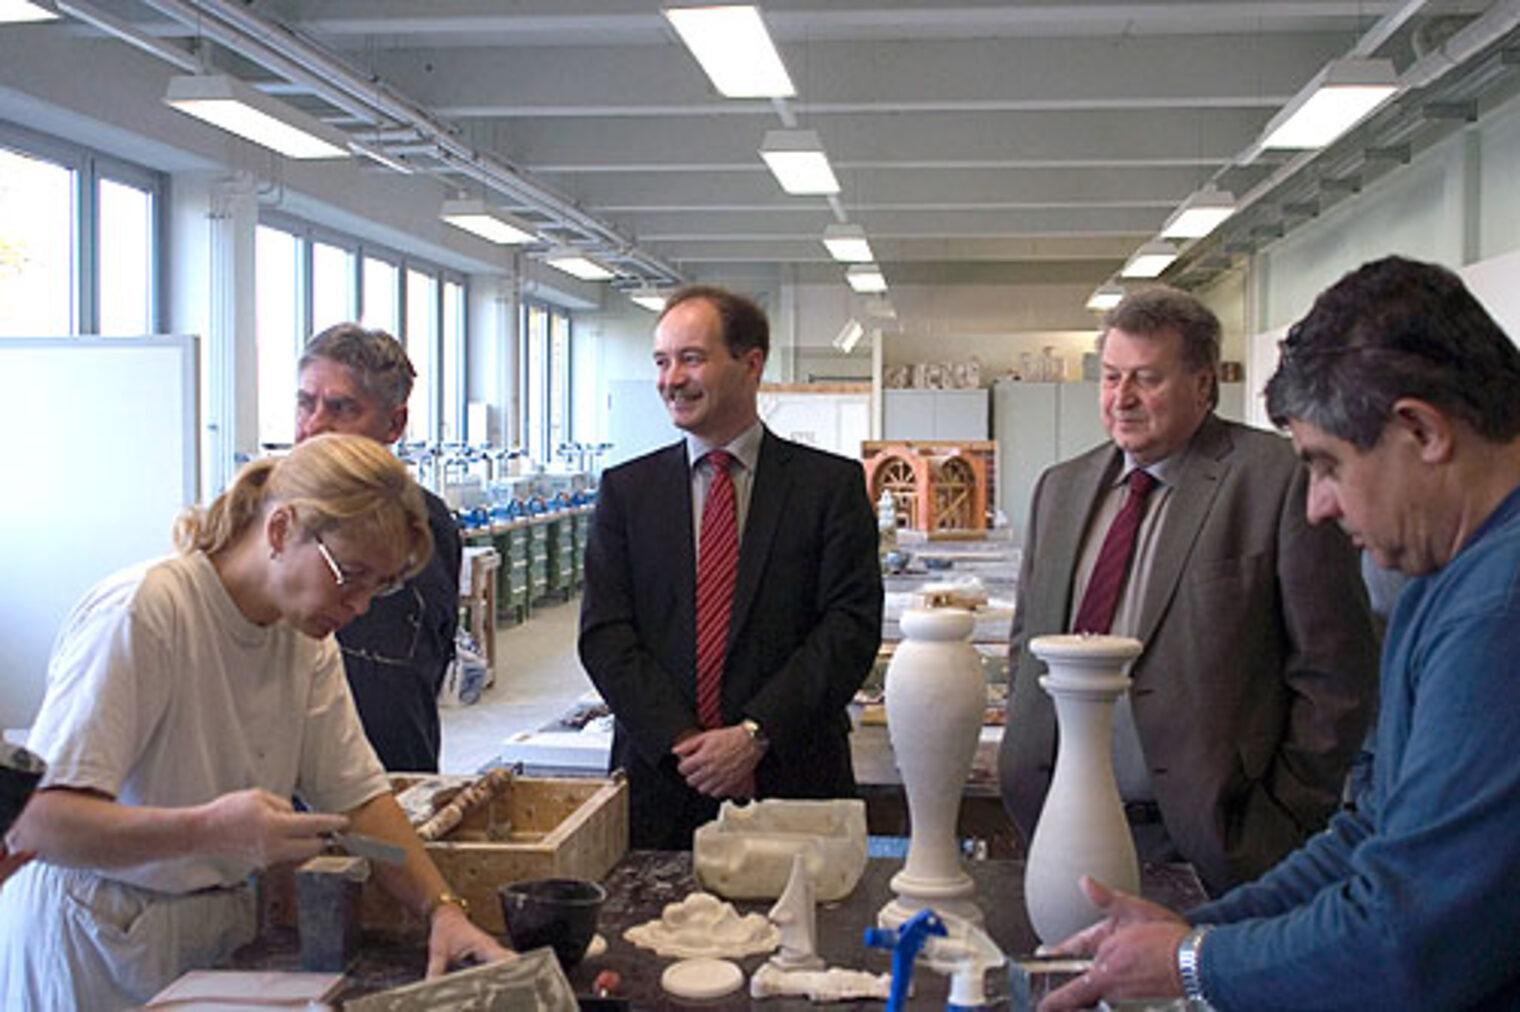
[768,853,824,972]
[623,892,778,959]
[694,798,868,901]
[749,964,894,1003]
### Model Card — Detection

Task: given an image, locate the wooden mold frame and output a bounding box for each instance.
[264,773,628,936]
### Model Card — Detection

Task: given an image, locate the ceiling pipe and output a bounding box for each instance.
[129,0,684,286]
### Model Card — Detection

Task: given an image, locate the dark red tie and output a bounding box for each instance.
[695,450,738,729]
[1072,469,1158,635]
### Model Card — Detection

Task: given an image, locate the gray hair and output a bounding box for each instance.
[1265,256,1520,449]
[300,323,416,412]
[1101,286,1221,407]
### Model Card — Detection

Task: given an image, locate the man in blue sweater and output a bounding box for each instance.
[1042,256,1520,1011]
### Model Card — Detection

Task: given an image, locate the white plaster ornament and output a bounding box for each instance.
[1023,633,1144,944]
[622,892,778,959]
[878,606,986,929]
[693,797,868,902]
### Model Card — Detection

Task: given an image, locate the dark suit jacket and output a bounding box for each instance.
[579,428,883,849]
[340,488,461,773]
[998,415,1378,893]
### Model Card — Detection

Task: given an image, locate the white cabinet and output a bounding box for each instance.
[883,388,989,441]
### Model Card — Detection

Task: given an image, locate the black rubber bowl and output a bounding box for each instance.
[0,744,45,836]
[498,877,606,967]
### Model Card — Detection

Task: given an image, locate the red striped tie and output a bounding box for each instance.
[695,450,738,729]
[1072,469,1158,635]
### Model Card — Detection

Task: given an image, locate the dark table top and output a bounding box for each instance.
[239,851,1205,1009]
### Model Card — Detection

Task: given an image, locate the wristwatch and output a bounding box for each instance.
[740,718,770,753]
[1176,925,1213,1006]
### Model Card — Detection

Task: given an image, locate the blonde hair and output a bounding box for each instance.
[174,433,433,579]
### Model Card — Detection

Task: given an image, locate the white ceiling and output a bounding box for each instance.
[40,1,1520,327]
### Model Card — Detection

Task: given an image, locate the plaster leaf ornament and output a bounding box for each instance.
[622,892,778,959]
[749,963,894,1003]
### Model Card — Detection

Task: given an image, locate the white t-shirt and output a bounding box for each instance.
[28,551,391,893]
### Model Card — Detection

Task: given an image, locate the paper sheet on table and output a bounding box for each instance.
[146,969,344,1008]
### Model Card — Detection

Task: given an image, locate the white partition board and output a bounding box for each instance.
[0,337,198,728]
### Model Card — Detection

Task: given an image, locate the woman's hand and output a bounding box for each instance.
[0,844,35,885]
[425,901,514,977]
[195,788,348,866]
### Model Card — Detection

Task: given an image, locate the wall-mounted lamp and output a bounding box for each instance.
[1085,283,1126,312]
[164,74,350,160]
[1254,57,1398,154]
[440,199,539,245]
[0,0,58,23]
[822,223,874,263]
[845,264,887,293]
[1160,186,1236,240]
[1120,240,1177,279]
[832,318,865,354]
[760,129,840,196]
[663,3,795,98]
[545,248,615,282]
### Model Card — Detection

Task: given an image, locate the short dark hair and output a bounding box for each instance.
[1101,286,1221,406]
[1265,256,1520,449]
[659,285,770,361]
[299,323,416,412]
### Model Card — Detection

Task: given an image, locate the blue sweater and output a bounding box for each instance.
[1189,484,1520,1010]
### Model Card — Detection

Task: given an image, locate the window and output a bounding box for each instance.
[524,302,549,461]
[252,215,467,450]
[405,268,437,444]
[0,126,163,338]
[442,280,465,442]
[361,254,399,335]
[97,176,155,336]
[0,144,75,336]
[549,308,571,461]
[311,240,355,333]
[255,225,302,448]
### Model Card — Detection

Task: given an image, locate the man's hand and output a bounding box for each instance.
[1039,877,1191,1011]
[425,901,514,977]
[672,726,762,798]
[195,788,347,867]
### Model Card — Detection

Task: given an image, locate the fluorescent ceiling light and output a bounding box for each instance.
[760,129,840,196]
[1086,283,1126,312]
[629,288,669,312]
[1121,240,1177,279]
[664,4,795,99]
[1160,186,1236,240]
[440,199,539,245]
[846,264,887,294]
[1258,58,1398,152]
[822,224,874,263]
[0,0,58,22]
[545,249,615,282]
[164,74,350,160]
[832,318,865,354]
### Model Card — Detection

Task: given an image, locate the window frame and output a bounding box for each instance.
[0,119,165,337]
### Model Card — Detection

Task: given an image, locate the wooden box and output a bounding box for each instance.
[265,773,628,936]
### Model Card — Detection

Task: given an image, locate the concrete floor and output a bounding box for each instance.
[438,595,596,774]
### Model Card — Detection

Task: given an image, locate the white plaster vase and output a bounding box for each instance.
[878,607,985,928]
[1023,633,1144,945]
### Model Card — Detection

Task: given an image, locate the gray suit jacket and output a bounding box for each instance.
[998,414,1379,893]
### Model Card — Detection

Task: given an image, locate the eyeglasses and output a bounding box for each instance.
[313,533,407,599]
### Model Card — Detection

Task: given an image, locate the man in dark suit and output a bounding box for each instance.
[579,286,883,849]
[296,324,462,772]
[999,287,1378,894]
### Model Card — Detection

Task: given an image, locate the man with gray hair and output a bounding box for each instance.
[295,323,462,772]
[999,285,1378,894]
[1040,256,1520,1010]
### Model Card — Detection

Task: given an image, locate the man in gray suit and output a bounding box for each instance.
[998,287,1378,894]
